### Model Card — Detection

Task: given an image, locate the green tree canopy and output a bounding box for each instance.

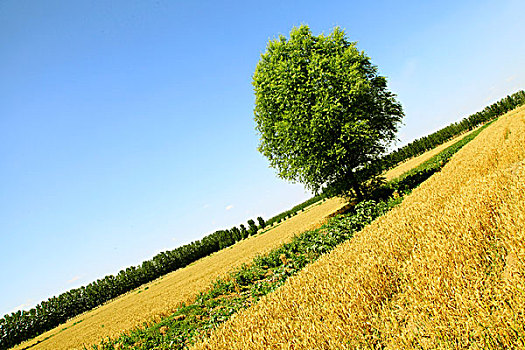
[253,25,403,199]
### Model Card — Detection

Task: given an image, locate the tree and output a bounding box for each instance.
[247,219,258,235]
[257,216,266,229]
[253,25,403,199]
[230,226,242,241]
[239,224,248,239]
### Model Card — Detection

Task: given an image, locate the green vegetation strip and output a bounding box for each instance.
[88,120,489,350]
[89,199,399,350]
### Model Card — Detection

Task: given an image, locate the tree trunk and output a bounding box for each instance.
[347,170,364,202]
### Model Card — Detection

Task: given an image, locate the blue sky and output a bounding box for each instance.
[1,0,524,317]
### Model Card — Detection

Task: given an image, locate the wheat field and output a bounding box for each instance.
[13,197,347,350]
[192,106,525,349]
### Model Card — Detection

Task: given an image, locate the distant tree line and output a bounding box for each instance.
[381,90,525,169]
[0,216,267,349]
